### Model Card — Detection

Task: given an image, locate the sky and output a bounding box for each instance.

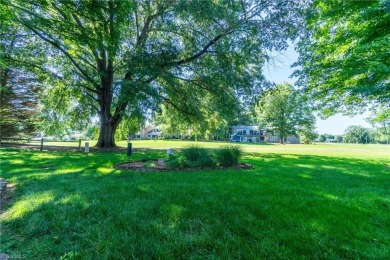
[264,44,372,135]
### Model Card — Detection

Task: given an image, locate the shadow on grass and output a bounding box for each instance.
[0,148,389,259]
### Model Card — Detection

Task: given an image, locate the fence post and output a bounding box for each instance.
[85,142,89,153]
[78,138,82,151]
[40,138,44,151]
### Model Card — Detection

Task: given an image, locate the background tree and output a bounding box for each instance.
[343,125,371,144]
[366,104,390,144]
[299,126,318,144]
[0,5,43,137]
[256,83,315,144]
[295,0,390,116]
[318,134,326,143]
[6,0,305,148]
[115,117,142,141]
[156,102,228,141]
[335,135,343,143]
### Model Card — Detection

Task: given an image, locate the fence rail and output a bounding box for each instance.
[0,137,93,151]
[0,137,31,143]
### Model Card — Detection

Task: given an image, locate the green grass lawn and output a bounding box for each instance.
[0,143,389,259]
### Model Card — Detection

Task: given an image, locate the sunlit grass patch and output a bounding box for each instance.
[5,191,55,219]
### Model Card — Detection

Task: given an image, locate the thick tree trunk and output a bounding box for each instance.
[95,82,127,148]
[96,96,120,148]
[94,62,123,148]
[96,113,120,148]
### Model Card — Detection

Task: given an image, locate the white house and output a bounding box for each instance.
[135,125,162,140]
[230,125,266,142]
[230,125,300,144]
[265,134,300,144]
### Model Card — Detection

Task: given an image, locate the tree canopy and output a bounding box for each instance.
[256,83,315,144]
[295,0,390,116]
[4,0,305,147]
[343,125,371,144]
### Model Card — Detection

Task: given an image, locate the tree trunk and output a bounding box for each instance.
[95,95,122,148]
[96,113,120,148]
[95,94,127,148]
[94,64,123,148]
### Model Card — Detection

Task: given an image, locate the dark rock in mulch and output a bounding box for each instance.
[0,178,15,210]
[0,178,7,194]
[114,160,253,172]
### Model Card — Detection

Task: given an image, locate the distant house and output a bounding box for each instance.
[265,134,300,144]
[135,125,162,140]
[230,125,266,142]
[230,125,300,144]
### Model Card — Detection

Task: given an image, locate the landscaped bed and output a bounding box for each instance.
[115,145,250,171]
[114,159,253,171]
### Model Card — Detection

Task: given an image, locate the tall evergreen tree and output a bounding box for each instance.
[0,4,43,137]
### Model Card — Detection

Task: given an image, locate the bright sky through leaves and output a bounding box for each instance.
[264,44,371,135]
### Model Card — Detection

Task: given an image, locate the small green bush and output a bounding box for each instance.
[166,155,187,169]
[213,145,243,167]
[142,161,155,168]
[182,145,215,167]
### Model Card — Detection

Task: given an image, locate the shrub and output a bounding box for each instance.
[181,145,215,168]
[142,161,155,168]
[166,155,187,169]
[213,145,243,167]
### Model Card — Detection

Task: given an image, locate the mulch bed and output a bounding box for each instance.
[114,160,253,172]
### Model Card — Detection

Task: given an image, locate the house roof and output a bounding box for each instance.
[146,128,161,134]
[232,125,259,131]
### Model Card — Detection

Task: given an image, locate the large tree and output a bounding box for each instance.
[256,83,315,144]
[295,0,390,116]
[5,0,305,148]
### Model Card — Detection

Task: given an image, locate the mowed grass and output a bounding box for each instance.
[122,140,389,160]
[0,143,389,259]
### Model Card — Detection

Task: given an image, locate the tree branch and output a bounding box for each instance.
[71,13,100,66]
[169,30,233,66]
[161,96,197,118]
[20,21,100,89]
[110,102,128,124]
